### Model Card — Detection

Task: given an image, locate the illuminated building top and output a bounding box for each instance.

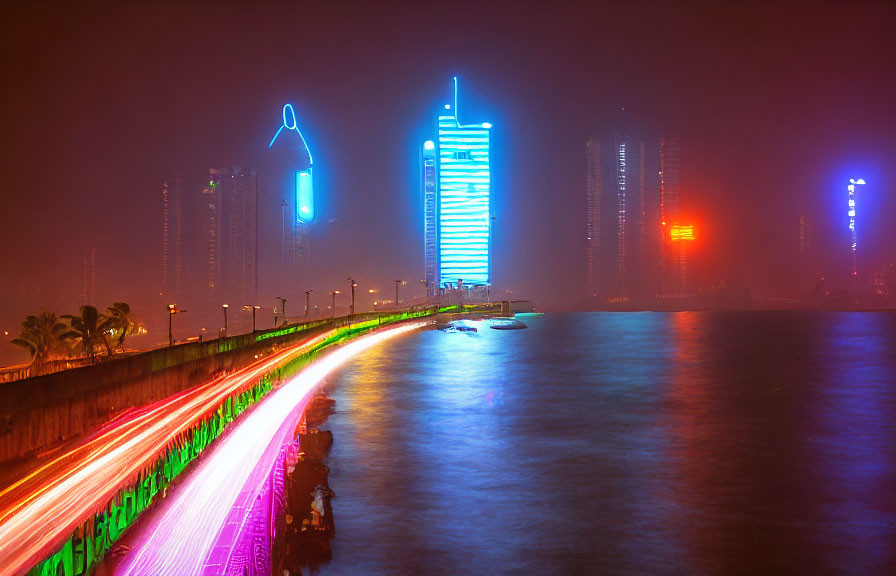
[268,104,313,165]
[437,77,492,288]
[267,103,314,225]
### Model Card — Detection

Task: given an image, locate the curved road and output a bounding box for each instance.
[117,322,426,575]
[0,329,337,576]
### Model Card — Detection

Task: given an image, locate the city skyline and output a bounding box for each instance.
[2,2,895,340]
[2,3,896,575]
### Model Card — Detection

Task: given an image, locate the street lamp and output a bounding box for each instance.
[330,290,340,318]
[222,304,229,337]
[244,305,261,332]
[348,277,357,317]
[167,304,186,347]
[394,279,406,309]
[168,304,176,347]
[303,289,313,319]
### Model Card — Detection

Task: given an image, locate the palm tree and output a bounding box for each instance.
[100,302,137,352]
[11,311,68,375]
[61,305,111,362]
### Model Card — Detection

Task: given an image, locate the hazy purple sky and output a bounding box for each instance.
[2,0,895,331]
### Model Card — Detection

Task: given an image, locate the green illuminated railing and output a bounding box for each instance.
[25,304,499,576]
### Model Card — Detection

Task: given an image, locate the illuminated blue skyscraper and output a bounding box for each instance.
[421,140,438,294]
[265,103,314,296]
[422,77,492,291]
[848,178,865,295]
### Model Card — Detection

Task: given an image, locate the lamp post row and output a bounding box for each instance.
[166,276,429,345]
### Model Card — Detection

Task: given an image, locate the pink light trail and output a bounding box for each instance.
[118,322,426,576]
[0,330,334,576]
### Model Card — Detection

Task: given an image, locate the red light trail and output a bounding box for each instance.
[0,329,336,576]
[118,322,425,575]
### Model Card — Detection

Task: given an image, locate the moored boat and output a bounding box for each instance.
[489,318,527,330]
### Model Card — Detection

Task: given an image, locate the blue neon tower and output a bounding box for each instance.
[266,103,314,297]
[428,77,492,291]
[269,104,314,224]
[848,178,865,295]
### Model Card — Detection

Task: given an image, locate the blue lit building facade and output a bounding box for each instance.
[422,77,492,293]
[422,141,438,293]
[263,104,314,297]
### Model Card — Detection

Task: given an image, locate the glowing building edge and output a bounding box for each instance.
[269,103,315,225]
[425,76,493,290]
[848,178,864,283]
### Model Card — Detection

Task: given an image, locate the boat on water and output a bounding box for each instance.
[489,318,527,330]
[440,319,478,333]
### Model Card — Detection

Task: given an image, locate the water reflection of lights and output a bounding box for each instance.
[120,322,426,575]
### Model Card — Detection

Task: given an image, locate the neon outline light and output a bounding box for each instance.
[268,103,315,224]
[268,104,314,166]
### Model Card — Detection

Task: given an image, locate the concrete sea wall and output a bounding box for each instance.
[0,318,332,463]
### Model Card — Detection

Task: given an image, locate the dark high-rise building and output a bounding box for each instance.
[872,263,895,300]
[203,169,229,302]
[637,142,647,296]
[80,246,96,305]
[227,165,256,306]
[202,166,258,306]
[799,215,814,292]
[586,134,674,303]
[659,138,681,296]
[161,175,184,299]
[611,133,649,299]
[615,136,627,296]
[585,138,601,297]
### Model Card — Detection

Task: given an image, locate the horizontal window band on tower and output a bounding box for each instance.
[431,77,492,288]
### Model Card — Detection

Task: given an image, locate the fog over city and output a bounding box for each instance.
[4,3,896,576]
[2,1,895,360]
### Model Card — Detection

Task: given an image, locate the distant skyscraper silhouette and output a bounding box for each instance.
[659,138,681,295]
[585,138,602,297]
[586,134,652,302]
[204,169,229,302]
[228,165,253,305]
[615,136,627,296]
[799,215,814,291]
[80,246,96,305]
[161,175,184,299]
